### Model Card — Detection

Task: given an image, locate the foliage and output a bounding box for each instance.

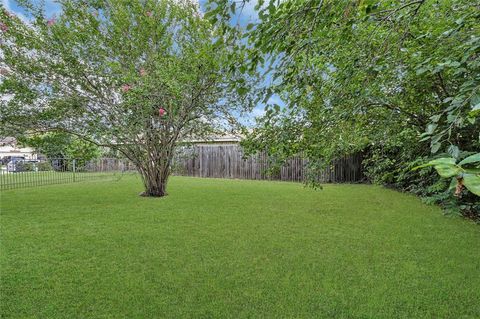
[414,153,480,196]
[15,161,35,172]
[206,0,479,217]
[37,161,53,171]
[19,132,100,161]
[0,0,251,196]
[2,176,480,317]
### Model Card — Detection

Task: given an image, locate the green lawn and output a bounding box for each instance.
[1,176,479,318]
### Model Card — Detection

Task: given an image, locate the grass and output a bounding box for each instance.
[1,176,479,318]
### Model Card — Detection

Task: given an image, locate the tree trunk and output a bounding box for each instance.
[138,158,171,197]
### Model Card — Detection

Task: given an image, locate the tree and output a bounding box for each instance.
[1,0,251,196]
[19,132,100,161]
[206,0,479,215]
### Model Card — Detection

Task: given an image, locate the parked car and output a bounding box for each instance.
[5,157,25,172]
[1,156,24,166]
[7,158,39,172]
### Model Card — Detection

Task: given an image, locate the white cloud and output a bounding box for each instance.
[268,95,284,107]
[251,106,266,118]
[1,0,12,11]
[1,0,29,23]
[2,0,62,21]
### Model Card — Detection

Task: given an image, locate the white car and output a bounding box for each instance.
[7,159,39,172]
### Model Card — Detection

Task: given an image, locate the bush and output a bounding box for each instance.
[37,161,53,171]
[15,162,35,172]
[363,141,480,221]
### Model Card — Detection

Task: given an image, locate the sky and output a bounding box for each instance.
[1,0,259,22]
[1,0,281,124]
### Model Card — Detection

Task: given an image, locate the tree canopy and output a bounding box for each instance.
[205,0,479,216]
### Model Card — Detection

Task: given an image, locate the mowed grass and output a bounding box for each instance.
[1,176,479,318]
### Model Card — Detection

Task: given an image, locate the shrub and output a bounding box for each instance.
[37,161,53,171]
[15,162,35,172]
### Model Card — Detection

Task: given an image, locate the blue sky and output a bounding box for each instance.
[2,0,62,21]
[2,0,280,123]
[2,0,259,23]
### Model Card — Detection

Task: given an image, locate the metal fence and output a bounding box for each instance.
[0,158,136,191]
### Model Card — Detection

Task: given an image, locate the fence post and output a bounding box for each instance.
[72,159,76,182]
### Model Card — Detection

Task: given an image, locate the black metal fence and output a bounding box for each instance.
[0,158,136,191]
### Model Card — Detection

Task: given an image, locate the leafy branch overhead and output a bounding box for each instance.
[205,0,479,214]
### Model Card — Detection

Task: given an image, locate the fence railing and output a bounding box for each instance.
[0,158,136,191]
[1,146,365,191]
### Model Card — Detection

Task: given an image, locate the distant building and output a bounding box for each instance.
[0,134,242,162]
[187,134,241,145]
[0,137,37,161]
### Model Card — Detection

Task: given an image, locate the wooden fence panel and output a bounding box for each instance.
[172,144,364,183]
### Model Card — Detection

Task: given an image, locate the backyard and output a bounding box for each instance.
[1,176,479,318]
[0,0,479,317]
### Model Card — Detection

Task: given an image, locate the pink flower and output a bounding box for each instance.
[158,108,166,117]
[139,68,147,76]
[0,22,8,32]
[121,84,131,92]
[146,11,152,17]
[47,17,56,27]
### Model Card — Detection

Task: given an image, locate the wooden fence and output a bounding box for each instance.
[172,144,364,183]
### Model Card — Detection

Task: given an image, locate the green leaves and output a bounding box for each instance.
[470,94,480,113]
[459,153,480,166]
[203,0,479,211]
[463,174,480,196]
[447,145,460,159]
[414,154,480,197]
[413,158,460,178]
[2,0,251,196]
[434,163,462,179]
